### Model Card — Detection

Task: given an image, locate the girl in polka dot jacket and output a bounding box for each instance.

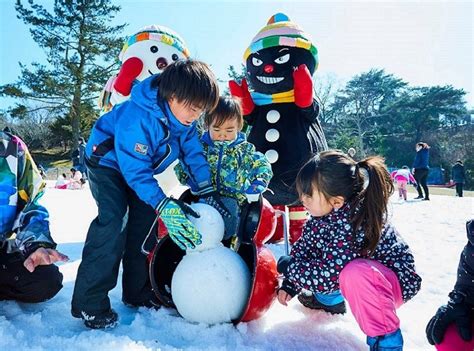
[277,150,422,351]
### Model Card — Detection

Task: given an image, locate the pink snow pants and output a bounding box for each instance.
[435,323,474,351]
[397,180,408,200]
[339,259,403,337]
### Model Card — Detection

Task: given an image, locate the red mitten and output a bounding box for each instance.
[229,79,255,115]
[113,57,144,96]
[293,64,314,108]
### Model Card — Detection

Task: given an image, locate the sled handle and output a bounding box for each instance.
[141,215,159,256]
[275,206,290,255]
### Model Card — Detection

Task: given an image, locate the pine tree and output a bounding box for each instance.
[0,0,126,151]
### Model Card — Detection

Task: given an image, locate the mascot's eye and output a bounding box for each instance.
[172,54,179,61]
[150,46,159,53]
[275,53,290,64]
[252,57,263,67]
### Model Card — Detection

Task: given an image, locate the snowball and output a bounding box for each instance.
[187,202,225,252]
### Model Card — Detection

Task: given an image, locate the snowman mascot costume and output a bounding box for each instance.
[98,25,191,194]
[99,24,191,112]
[229,13,327,242]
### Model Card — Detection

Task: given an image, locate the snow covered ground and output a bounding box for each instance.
[0,184,472,350]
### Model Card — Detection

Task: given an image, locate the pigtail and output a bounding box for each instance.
[351,156,394,255]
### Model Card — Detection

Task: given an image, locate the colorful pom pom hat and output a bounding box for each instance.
[119,24,190,62]
[243,13,318,69]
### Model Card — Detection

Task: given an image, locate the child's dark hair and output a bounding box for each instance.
[203,96,243,129]
[296,150,394,254]
[152,59,219,112]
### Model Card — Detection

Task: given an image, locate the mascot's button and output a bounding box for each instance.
[265,129,280,142]
[265,149,279,163]
[266,110,280,123]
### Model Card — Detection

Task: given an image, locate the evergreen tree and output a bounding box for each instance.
[0,0,126,151]
[328,69,407,157]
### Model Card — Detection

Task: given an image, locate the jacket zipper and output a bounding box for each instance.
[216,145,224,192]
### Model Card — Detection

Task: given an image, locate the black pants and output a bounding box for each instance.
[71,163,157,315]
[456,183,464,197]
[0,247,63,303]
[414,168,429,199]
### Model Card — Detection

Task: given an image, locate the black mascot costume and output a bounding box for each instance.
[230,13,327,242]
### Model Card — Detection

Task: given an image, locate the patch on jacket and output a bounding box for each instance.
[134,143,149,155]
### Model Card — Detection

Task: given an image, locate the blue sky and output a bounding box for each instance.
[1,0,472,106]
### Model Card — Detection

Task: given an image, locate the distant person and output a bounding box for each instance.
[0,129,68,303]
[451,160,465,197]
[426,220,474,351]
[55,173,68,189]
[37,163,47,179]
[412,142,430,200]
[391,166,417,201]
[68,167,83,190]
[72,137,87,179]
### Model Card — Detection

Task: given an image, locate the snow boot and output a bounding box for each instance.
[297,290,347,315]
[72,308,118,329]
[367,329,403,351]
[123,294,161,310]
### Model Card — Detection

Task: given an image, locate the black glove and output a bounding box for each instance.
[277,255,293,274]
[278,279,299,298]
[426,290,473,345]
[196,186,231,218]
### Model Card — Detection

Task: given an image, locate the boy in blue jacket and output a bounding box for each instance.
[71,60,226,329]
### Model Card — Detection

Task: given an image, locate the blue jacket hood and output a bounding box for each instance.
[130,75,161,115]
[131,75,191,135]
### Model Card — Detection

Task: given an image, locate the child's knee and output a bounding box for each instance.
[340,259,371,294]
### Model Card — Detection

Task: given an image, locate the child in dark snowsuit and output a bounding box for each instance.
[277,150,422,351]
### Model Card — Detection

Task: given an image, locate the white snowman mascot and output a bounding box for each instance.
[171,203,252,324]
[98,25,190,194]
[99,24,190,112]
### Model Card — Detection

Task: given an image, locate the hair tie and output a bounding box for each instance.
[358,165,370,191]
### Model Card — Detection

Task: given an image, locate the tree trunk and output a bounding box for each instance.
[70,85,82,154]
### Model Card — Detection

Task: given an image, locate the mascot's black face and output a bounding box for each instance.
[246,46,316,94]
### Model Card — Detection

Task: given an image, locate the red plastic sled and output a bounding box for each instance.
[148,193,279,323]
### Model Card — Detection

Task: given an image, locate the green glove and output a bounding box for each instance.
[157,198,201,250]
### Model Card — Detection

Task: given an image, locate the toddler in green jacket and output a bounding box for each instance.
[176,96,272,239]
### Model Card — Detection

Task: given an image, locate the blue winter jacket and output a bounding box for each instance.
[86,75,211,209]
[412,148,430,170]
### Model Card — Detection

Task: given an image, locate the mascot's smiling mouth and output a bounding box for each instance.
[257,76,284,84]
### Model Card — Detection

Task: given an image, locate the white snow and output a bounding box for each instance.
[0,183,472,350]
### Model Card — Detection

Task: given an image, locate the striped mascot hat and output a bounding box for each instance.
[119,24,190,62]
[244,13,318,70]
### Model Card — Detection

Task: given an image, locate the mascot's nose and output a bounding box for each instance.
[264,64,274,74]
[156,57,168,70]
